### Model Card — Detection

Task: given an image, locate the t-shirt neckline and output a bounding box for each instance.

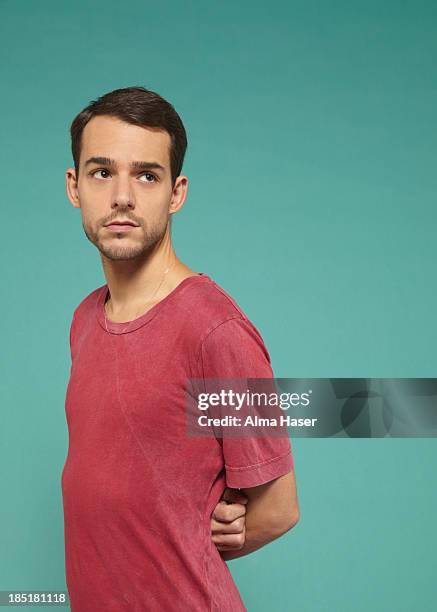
[96,272,209,335]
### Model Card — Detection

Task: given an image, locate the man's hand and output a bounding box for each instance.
[210,487,248,552]
[219,471,300,562]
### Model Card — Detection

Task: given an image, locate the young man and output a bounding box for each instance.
[62,86,299,611]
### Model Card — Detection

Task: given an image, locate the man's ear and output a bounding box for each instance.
[169,175,188,216]
[66,168,81,209]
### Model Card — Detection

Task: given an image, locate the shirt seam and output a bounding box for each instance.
[225,449,292,471]
[195,315,246,386]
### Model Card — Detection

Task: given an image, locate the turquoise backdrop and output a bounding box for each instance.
[1,1,436,610]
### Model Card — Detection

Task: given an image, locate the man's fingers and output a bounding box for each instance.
[211,516,245,535]
[221,487,248,505]
[212,526,246,550]
[212,500,246,523]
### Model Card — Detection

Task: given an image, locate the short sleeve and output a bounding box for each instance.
[198,316,294,488]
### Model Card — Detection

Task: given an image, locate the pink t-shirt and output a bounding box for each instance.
[61,273,294,611]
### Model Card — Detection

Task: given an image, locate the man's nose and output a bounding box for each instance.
[110,176,135,209]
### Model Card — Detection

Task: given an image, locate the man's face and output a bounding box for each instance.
[66,115,185,260]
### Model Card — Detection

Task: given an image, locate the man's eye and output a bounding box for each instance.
[139,173,157,183]
[92,169,110,179]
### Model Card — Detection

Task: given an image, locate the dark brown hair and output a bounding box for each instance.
[70,86,188,186]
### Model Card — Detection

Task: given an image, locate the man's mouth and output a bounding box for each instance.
[104,220,139,232]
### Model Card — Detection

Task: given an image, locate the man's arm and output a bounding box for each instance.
[217,470,299,562]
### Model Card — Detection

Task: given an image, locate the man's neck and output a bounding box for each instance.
[101,249,197,322]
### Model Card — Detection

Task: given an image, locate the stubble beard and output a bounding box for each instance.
[82,219,167,261]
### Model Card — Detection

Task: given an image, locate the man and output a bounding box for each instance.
[62,86,299,611]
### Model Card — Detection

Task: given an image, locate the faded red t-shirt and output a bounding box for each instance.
[61,273,294,611]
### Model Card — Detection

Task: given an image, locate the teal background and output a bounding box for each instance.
[1,1,436,610]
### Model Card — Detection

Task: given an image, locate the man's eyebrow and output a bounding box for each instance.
[84,157,165,172]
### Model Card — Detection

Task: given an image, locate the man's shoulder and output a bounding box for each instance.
[182,275,248,325]
[181,275,267,346]
[71,284,105,320]
[184,276,273,369]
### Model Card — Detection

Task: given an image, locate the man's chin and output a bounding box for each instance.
[97,244,147,261]
[83,226,164,261]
